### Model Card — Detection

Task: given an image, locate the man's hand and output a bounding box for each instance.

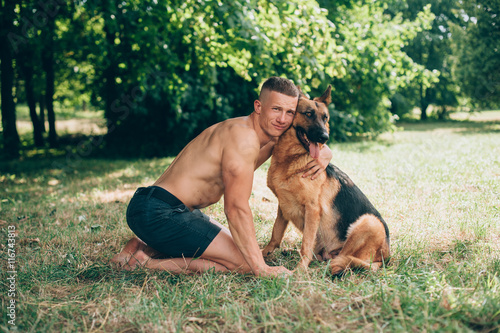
[302,144,333,179]
[257,265,292,278]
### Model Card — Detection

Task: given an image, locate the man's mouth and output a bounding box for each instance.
[296,128,323,159]
[273,124,288,131]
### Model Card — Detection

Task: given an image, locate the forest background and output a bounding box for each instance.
[1,0,499,159]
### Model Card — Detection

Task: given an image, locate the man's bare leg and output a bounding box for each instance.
[112,219,254,274]
[199,219,254,274]
[110,237,146,268]
[125,249,229,274]
[112,238,230,273]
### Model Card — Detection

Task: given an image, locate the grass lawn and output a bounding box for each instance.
[1,111,499,332]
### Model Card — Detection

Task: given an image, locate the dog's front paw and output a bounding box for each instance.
[261,247,274,257]
[295,258,312,271]
[292,263,310,276]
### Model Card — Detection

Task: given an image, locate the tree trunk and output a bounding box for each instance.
[39,95,46,133]
[102,0,120,146]
[420,83,428,121]
[22,64,45,147]
[0,0,20,158]
[438,105,448,120]
[43,17,57,147]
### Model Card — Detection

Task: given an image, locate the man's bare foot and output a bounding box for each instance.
[110,237,146,269]
[123,250,150,271]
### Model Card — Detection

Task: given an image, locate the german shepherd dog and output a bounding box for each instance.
[262,86,390,276]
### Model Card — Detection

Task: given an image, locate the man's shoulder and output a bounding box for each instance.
[216,118,260,159]
[219,117,259,145]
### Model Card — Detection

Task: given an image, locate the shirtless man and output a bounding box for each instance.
[111,77,332,277]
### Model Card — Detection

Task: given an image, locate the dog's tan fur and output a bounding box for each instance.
[262,86,390,276]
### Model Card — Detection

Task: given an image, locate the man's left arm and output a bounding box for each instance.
[255,137,278,169]
[301,144,333,179]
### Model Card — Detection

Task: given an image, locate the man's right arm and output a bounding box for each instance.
[221,129,291,277]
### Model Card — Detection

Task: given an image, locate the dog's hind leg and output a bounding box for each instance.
[262,207,289,257]
[330,256,384,276]
[330,214,390,276]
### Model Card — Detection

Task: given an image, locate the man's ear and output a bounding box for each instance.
[254,99,262,114]
[314,85,332,105]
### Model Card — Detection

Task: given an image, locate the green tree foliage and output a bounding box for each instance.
[318,0,435,139]
[76,0,345,155]
[5,0,483,158]
[387,0,459,120]
[77,0,434,154]
[451,0,500,109]
[2,0,77,151]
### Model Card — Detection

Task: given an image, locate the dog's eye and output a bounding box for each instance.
[323,115,328,123]
[305,112,313,118]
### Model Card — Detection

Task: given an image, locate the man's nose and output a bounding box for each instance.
[277,111,286,123]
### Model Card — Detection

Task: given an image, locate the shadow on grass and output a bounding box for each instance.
[0,131,177,170]
[0,143,172,181]
[0,154,173,206]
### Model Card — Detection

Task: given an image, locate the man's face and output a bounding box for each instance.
[254,90,298,138]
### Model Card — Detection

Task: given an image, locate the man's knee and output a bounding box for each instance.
[202,233,251,271]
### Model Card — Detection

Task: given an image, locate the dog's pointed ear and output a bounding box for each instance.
[296,85,309,99]
[315,85,332,105]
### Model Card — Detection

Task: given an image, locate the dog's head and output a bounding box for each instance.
[293,85,331,159]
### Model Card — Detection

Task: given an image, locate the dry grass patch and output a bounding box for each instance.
[1,113,500,332]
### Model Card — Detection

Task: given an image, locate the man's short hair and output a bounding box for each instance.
[259,77,299,99]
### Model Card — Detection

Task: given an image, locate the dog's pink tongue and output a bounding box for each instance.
[309,142,320,159]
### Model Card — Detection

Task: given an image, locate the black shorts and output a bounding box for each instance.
[126,186,221,258]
